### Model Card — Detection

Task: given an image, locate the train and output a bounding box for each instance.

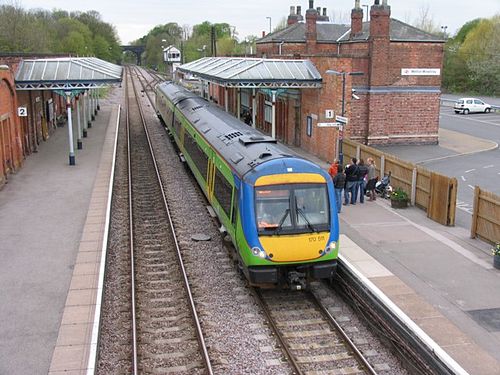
[155,81,339,289]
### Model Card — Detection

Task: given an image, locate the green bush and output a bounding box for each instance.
[391,187,408,202]
[492,242,500,257]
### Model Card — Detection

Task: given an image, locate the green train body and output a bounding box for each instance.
[155,82,339,289]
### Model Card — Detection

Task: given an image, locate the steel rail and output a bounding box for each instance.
[125,67,139,375]
[307,290,378,374]
[250,288,304,375]
[129,65,214,375]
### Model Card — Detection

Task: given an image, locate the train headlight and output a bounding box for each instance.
[325,241,337,254]
[251,247,267,259]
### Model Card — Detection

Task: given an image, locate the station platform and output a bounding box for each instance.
[290,141,500,374]
[0,94,119,374]
[0,87,499,374]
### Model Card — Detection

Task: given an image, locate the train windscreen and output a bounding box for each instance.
[255,184,330,235]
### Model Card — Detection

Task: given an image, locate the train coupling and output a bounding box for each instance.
[288,271,307,290]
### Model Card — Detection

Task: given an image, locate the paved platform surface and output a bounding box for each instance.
[291,131,500,374]
[0,100,118,375]
[1,90,499,374]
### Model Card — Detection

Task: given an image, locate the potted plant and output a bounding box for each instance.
[493,242,500,270]
[390,187,408,208]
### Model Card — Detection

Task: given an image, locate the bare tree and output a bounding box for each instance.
[412,3,440,34]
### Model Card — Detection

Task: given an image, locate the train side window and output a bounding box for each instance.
[214,167,232,218]
[173,115,182,135]
[231,189,238,226]
[184,131,208,180]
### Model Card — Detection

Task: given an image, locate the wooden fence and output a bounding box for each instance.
[471,187,500,244]
[343,139,457,226]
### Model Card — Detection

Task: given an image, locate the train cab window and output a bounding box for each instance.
[294,186,329,230]
[255,184,329,234]
[256,188,292,232]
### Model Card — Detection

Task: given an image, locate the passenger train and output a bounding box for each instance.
[155,82,339,289]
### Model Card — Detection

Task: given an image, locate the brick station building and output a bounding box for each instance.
[0,54,69,188]
[253,0,445,163]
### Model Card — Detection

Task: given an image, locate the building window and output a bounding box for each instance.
[264,100,272,123]
[241,90,250,107]
[306,116,312,137]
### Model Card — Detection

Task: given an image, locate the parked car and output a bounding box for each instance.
[454,98,492,114]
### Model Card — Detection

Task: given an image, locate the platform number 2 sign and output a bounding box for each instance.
[18,107,28,117]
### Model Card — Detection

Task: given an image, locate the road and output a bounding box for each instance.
[376,96,500,228]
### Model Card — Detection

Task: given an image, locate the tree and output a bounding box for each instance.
[412,4,440,34]
[459,16,500,95]
[443,15,500,95]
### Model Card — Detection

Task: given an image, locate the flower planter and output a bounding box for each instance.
[391,199,408,209]
[494,254,500,270]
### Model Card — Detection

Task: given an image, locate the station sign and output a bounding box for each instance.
[335,115,348,124]
[17,106,27,117]
[401,68,440,76]
[317,122,340,128]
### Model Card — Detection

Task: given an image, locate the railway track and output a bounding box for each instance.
[253,288,377,375]
[125,66,212,374]
[97,65,440,374]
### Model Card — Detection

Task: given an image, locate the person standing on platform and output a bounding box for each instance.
[355,158,368,204]
[344,158,358,205]
[332,167,346,213]
[366,158,378,201]
[328,159,339,180]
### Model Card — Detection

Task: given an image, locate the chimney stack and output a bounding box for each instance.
[297,5,301,15]
[305,0,318,52]
[370,0,391,38]
[318,6,329,21]
[350,0,363,38]
[288,5,300,25]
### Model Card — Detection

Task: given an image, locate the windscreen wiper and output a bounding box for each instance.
[275,209,290,234]
[297,208,317,233]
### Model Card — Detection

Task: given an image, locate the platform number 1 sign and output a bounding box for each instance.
[17,107,28,117]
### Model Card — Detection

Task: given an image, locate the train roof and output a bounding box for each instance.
[158,82,318,177]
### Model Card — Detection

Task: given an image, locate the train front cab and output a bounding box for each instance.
[241,171,339,290]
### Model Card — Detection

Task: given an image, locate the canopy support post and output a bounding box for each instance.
[271,90,276,139]
[82,92,88,137]
[237,88,241,119]
[76,95,82,149]
[87,91,92,128]
[66,93,75,165]
[252,88,256,129]
[224,87,228,112]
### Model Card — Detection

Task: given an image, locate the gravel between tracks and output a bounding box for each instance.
[98,75,413,374]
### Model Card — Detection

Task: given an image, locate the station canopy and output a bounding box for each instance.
[15,57,123,90]
[177,57,322,88]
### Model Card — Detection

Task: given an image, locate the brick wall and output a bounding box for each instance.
[0,67,24,187]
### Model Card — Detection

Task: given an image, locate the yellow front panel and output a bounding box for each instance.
[255,173,326,186]
[259,232,329,262]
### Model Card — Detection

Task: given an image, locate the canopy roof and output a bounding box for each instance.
[15,57,123,90]
[177,57,322,88]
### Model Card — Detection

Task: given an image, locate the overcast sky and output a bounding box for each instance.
[15,0,500,44]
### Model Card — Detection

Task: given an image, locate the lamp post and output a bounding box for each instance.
[325,69,364,166]
[266,17,272,34]
[440,25,448,39]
